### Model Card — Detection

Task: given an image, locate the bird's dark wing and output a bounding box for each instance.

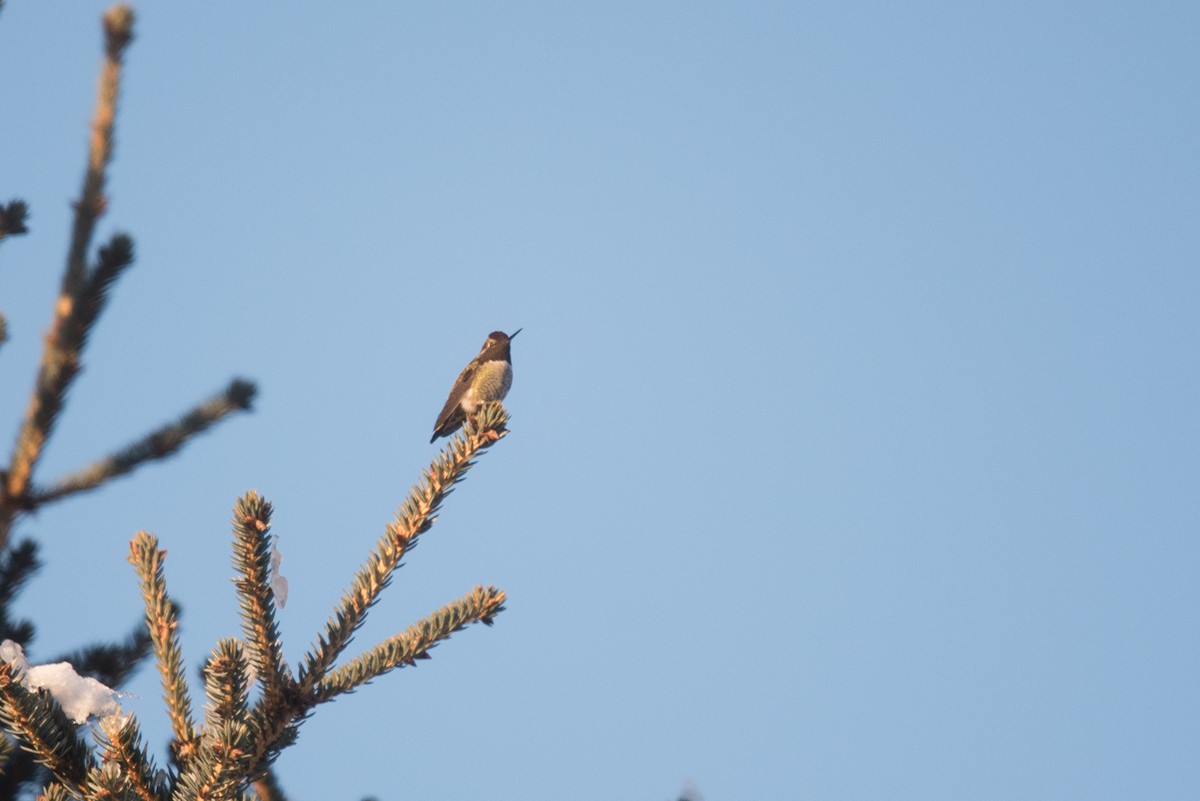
[430,364,476,442]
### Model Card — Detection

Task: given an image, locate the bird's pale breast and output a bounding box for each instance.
[462,361,512,412]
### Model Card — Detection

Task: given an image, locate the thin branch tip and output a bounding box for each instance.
[97,232,134,267]
[227,378,257,410]
[0,200,29,238]
[102,5,135,57]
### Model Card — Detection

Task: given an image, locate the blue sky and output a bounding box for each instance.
[1,2,1197,799]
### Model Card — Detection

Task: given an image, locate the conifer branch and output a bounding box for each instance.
[314,585,506,703]
[203,640,250,731]
[0,540,39,602]
[0,540,40,645]
[230,493,290,709]
[230,492,298,780]
[174,722,254,801]
[0,4,135,548]
[67,5,133,292]
[31,379,257,507]
[128,533,198,767]
[2,234,135,546]
[0,661,95,796]
[76,234,135,338]
[240,707,298,788]
[297,403,509,692]
[95,714,164,801]
[3,3,135,533]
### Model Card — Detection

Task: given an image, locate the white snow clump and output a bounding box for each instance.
[0,639,122,724]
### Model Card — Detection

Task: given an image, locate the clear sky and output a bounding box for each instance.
[1,2,1197,799]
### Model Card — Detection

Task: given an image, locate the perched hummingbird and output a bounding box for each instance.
[430,329,521,442]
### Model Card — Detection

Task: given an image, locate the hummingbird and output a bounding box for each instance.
[430,329,521,442]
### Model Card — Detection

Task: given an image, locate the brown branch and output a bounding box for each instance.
[295,403,509,693]
[314,585,506,703]
[231,493,290,708]
[1,6,135,548]
[96,713,165,801]
[67,5,133,289]
[129,532,198,768]
[30,378,256,507]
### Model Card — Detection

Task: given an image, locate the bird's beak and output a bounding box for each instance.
[509,328,522,339]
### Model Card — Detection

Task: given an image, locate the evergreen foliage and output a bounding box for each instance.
[0,6,509,798]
